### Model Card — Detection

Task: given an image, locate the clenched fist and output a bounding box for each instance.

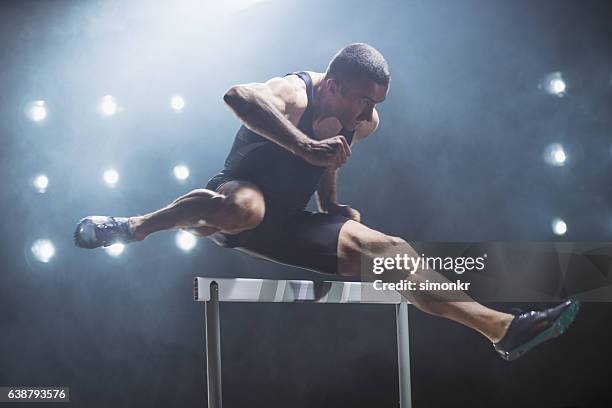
[298,135,352,168]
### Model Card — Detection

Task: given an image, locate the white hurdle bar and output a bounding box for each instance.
[194,277,412,408]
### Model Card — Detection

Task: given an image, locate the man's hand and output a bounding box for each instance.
[325,202,361,222]
[298,135,352,168]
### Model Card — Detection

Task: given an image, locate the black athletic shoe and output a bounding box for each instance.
[493,300,580,361]
[73,216,135,249]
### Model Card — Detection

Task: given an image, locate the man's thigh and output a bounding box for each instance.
[230,211,351,275]
[184,178,265,235]
[216,179,264,208]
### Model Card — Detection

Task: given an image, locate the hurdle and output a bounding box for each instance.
[194,277,412,408]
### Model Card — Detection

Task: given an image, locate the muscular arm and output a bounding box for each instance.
[223,76,311,155]
[223,76,351,168]
[316,168,338,212]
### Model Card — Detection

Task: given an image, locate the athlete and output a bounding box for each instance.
[74,43,579,361]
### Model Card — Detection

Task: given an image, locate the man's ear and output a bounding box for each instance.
[327,78,341,96]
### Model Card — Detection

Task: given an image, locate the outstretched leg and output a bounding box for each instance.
[337,220,580,360]
[74,180,265,248]
[337,220,513,343]
[129,180,265,240]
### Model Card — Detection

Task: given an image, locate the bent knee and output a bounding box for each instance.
[341,221,399,253]
[361,234,411,258]
[338,222,414,277]
[385,235,406,247]
[345,228,407,256]
[218,190,265,233]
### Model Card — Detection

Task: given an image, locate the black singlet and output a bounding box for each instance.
[207,71,354,217]
[205,71,355,274]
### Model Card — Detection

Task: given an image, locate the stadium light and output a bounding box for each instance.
[103,168,119,187]
[552,218,567,236]
[173,164,190,181]
[170,95,185,112]
[26,100,47,122]
[31,239,55,263]
[176,230,197,252]
[33,174,49,193]
[99,95,118,117]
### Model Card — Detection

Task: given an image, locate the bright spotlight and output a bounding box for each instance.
[25,100,47,122]
[170,95,185,112]
[103,168,119,186]
[104,243,125,257]
[31,239,55,263]
[552,149,566,164]
[175,230,197,252]
[541,72,567,97]
[551,78,566,94]
[173,164,190,181]
[552,218,567,236]
[33,174,49,193]
[544,143,567,166]
[99,95,118,116]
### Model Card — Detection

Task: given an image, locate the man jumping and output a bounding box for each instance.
[74,43,579,361]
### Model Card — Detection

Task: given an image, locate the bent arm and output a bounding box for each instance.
[223,76,311,156]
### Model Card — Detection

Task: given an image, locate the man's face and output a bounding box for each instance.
[331,76,388,131]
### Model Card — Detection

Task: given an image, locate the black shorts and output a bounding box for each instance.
[205,175,350,275]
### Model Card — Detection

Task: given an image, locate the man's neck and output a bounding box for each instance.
[311,72,335,124]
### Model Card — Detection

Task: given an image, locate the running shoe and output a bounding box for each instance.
[73,216,135,249]
[493,300,580,361]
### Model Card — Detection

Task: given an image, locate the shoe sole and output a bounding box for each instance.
[501,301,581,361]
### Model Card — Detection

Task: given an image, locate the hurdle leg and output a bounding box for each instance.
[396,301,412,408]
[205,281,222,408]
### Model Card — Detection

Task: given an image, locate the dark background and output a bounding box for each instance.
[1,0,612,407]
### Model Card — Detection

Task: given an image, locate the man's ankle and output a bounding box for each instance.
[128,216,147,241]
[489,313,515,343]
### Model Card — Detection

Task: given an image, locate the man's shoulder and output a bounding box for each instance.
[263,71,323,122]
[353,109,380,143]
[264,74,309,113]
